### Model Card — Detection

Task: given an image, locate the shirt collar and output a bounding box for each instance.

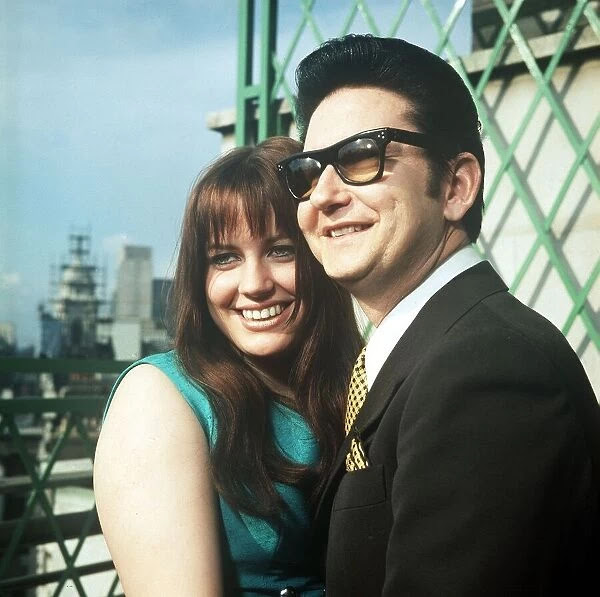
[365,245,483,389]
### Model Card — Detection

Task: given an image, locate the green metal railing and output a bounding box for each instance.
[236,0,599,360]
[0,358,129,596]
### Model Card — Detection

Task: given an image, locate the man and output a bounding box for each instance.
[277,35,599,596]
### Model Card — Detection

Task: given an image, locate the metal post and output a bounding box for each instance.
[236,0,278,146]
[258,0,278,141]
[236,0,255,146]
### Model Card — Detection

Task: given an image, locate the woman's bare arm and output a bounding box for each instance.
[94,364,223,596]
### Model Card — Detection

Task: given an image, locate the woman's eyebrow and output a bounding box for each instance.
[265,234,293,243]
[207,234,293,251]
[207,242,237,251]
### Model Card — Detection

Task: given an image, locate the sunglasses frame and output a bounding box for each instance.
[277,127,440,201]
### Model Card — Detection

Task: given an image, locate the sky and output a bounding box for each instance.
[0,0,471,350]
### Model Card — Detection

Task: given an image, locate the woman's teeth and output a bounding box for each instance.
[242,304,284,320]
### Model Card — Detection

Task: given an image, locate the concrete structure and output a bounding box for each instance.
[114,245,153,321]
[109,246,171,360]
[0,322,16,348]
[39,234,102,358]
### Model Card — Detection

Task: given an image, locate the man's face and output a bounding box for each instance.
[297,86,449,311]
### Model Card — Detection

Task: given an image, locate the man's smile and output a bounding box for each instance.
[324,223,371,238]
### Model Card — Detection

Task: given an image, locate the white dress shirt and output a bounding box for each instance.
[365,245,484,390]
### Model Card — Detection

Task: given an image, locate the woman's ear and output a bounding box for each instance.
[443,152,482,222]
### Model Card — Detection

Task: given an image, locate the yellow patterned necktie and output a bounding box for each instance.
[345,346,369,471]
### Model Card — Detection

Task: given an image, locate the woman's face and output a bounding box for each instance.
[205,217,305,363]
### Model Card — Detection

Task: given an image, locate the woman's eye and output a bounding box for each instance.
[269,245,295,259]
[209,253,239,267]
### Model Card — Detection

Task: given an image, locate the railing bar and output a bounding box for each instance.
[107,572,121,597]
[356,0,381,36]
[562,260,600,337]
[474,0,525,96]
[270,55,294,108]
[301,0,323,44]
[0,413,73,577]
[510,238,542,294]
[387,0,412,38]
[0,357,131,374]
[543,113,600,232]
[0,416,42,577]
[271,6,310,98]
[0,559,114,590]
[584,2,600,38]
[34,489,88,596]
[340,1,360,36]
[502,116,597,296]
[2,414,86,594]
[0,509,102,549]
[433,0,469,56]
[54,505,100,595]
[0,470,93,494]
[0,397,106,415]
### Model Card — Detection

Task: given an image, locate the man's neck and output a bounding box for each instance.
[357,229,470,326]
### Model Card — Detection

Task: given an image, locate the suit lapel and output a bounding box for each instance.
[315,262,507,525]
[355,261,507,435]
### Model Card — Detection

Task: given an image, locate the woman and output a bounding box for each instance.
[94,137,363,596]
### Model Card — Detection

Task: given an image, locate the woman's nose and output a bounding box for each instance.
[238,260,275,297]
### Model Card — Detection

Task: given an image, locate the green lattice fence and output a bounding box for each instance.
[0,358,128,596]
[236,0,599,393]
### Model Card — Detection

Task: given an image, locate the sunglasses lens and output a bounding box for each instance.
[337,138,381,183]
[286,157,322,200]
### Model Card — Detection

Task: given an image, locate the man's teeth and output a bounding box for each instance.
[242,304,284,320]
[330,225,364,238]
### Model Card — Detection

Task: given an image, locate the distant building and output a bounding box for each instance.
[114,245,152,320]
[109,246,171,360]
[39,234,103,358]
[0,322,16,356]
[39,309,62,358]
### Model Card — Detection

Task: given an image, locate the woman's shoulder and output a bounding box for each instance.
[93,355,223,596]
[104,350,217,444]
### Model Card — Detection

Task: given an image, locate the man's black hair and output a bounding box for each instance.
[294,34,485,242]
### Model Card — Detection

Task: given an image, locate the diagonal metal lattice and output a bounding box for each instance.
[0,399,115,596]
[236,0,599,370]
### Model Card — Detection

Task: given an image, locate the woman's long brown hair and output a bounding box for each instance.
[171,136,363,520]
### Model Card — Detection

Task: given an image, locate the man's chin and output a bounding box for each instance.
[323,264,368,290]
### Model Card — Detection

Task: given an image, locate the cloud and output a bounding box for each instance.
[102,233,131,260]
[0,272,22,289]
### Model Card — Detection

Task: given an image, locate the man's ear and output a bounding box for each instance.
[442,152,481,222]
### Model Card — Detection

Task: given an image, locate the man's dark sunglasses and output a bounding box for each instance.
[277,127,439,202]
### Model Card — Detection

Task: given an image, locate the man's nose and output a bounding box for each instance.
[238,260,274,297]
[309,164,352,212]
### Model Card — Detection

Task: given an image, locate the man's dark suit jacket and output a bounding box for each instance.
[315,261,599,596]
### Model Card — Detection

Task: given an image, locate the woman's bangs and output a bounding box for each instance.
[202,187,247,246]
[202,177,297,245]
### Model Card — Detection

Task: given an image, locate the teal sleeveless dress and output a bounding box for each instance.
[105,351,324,596]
